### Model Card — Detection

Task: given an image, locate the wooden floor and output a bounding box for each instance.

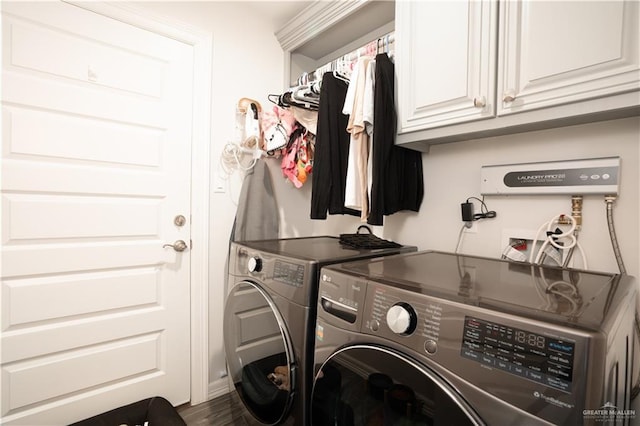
[177,391,262,425]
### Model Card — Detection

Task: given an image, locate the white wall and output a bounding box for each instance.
[384,117,640,278]
[134,1,640,402]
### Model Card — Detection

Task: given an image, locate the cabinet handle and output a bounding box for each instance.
[473,96,486,108]
[503,90,517,103]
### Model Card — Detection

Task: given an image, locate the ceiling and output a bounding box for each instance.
[246,1,313,31]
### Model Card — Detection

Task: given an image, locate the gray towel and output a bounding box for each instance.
[225,160,280,296]
[230,159,279,242]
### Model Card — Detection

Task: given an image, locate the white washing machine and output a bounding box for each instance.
[312,251,637,425]
[224,236,415,425]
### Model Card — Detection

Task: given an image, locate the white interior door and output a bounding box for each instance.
[1,2,193,424]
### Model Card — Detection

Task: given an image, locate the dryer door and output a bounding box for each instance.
[224,280,296,425]
[311,345,484,425]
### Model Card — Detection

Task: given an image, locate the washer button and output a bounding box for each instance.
[424,339,437,355]
[370,320,380,332]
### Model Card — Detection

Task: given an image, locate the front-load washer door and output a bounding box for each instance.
[224,280,296,425]
[311,345,484,425]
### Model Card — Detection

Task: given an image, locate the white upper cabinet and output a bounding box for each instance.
[499,0,640,115]
[396,0,640,150]
[396,0,497,133]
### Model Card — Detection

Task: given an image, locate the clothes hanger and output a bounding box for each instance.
[268,94,287,108]
[332,56,350,83]
[385,34,395,60]
[333,71,350,83]
[310,68,325,94]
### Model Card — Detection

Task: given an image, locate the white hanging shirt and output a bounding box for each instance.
[343,57,372,220]
[363,60,376,201]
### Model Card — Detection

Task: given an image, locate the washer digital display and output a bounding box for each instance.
[461,316,574,392]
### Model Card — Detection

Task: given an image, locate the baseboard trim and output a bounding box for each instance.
[208,377,231,400]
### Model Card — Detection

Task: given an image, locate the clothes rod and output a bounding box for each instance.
[296,32,395,86]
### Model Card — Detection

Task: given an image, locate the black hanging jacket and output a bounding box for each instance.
[368,53,424,226]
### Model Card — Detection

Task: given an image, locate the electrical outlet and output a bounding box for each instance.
[464,221,478,233]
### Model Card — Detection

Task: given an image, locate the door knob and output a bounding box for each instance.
[163,240,188,252]
[174,215,187,227]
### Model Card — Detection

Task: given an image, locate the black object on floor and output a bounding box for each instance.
[69,396,186,426]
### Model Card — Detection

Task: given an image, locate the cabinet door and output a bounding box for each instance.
[396,0,497,134]
[498,0,640,116]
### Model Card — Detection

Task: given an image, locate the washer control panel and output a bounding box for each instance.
[358,280,586,404]
[461,316,575,393]
[363,284,444,355]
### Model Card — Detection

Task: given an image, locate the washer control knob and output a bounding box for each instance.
[386,303,417,335]
[247,257,262,273]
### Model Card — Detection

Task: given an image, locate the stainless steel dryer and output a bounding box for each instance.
[224,236,415,425]
[312,251,637,425]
